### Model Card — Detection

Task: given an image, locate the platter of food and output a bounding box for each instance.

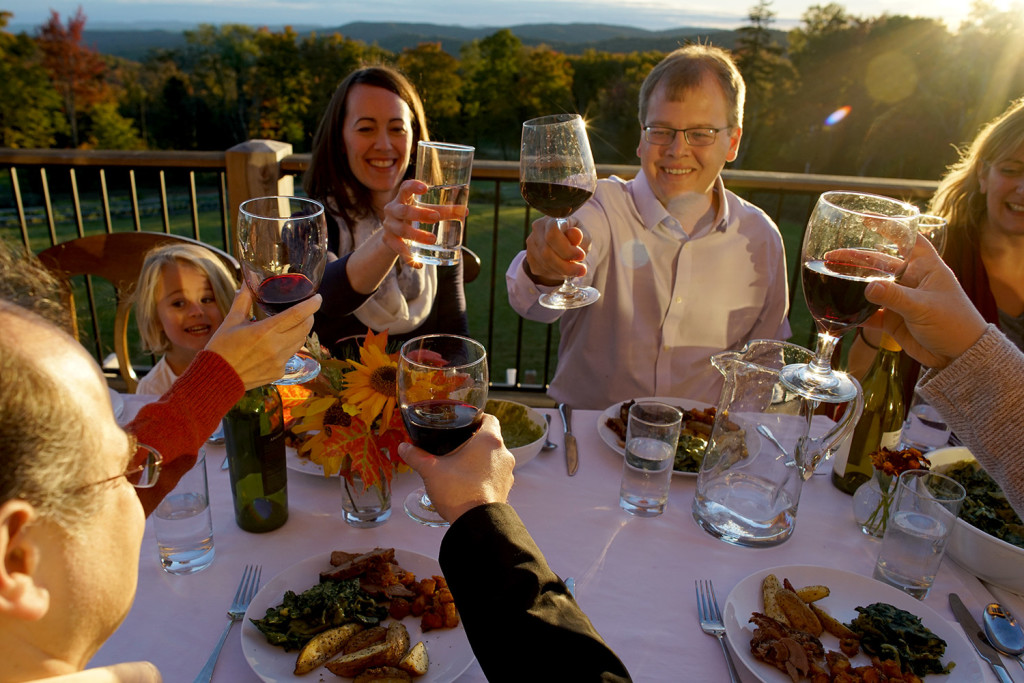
[928,447,1024,594]
[242,548,473,682]
[722,565,981,682]
[599,397,759,477]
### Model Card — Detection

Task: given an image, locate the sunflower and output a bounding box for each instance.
[340,329,398,429]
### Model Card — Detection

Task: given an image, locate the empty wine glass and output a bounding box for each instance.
[520,113,599,309]
[398,334,488,527]
[237,196,327,385]
[917,214,948,257]
[780,191,919,402]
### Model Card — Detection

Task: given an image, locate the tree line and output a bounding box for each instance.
[1,1,1022,180]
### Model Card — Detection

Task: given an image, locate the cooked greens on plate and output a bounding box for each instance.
[250,578,388,651]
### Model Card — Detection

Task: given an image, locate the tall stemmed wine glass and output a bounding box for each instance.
[780,191,919,402]
[398,334,488,527]
[237,196,327,385]
[917,214,948,257]
[520,114,599,309]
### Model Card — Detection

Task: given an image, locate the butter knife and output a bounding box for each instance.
[949,593,1014,683]
[557,402,579,476]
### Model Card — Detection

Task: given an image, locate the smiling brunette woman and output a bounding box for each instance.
[304,66,470,357]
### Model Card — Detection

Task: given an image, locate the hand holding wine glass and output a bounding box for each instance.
[520,114,599,310]
[780,191,919,402]
[237,196,327,385]
[398,334,488,526]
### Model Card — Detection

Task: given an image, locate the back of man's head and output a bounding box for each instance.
[638,44,746,130]
[0,302,102,532]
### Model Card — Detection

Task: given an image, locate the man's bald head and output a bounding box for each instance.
[0,301,109,529]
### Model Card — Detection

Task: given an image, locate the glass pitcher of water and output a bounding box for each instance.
[692,339,862,546]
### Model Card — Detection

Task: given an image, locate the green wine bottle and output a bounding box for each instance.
[223,384,289,532]
[831,333,905,495]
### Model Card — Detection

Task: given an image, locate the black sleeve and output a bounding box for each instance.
[440,504,631,683]
[311,253,374,348]
[430,262,469,336]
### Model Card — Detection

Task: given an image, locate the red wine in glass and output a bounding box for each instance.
[802,248,903,336]
[520,114,599,310]
[520,181,593,218]
[237,195,327,385]
[401,399,483,456]
[255,273,317,316]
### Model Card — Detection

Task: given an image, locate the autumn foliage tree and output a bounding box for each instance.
[36,7,111,147]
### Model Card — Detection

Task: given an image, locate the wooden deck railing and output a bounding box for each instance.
[0,143,938,393]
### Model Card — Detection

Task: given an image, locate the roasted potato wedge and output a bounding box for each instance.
[294,623,364,675]
[354,666,412,682]
[810,602,858,640]
[398,641,429,677]
[776,588,823,636]
[343,626,388,655]
[761,574,788,625]
[795,584,830,603]
[325,622,410,677]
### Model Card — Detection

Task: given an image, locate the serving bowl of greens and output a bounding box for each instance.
[928,447,1024,594]
[485,399,547,470]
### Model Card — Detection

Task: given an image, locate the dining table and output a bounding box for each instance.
[93,395,1024,682]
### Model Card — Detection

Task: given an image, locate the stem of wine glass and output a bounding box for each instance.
[809,332,841,376]
[555,217,580,293]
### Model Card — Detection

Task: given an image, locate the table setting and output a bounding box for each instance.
[94,386,1023,682]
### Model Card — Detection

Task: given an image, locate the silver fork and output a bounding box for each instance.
[696,579,742,683]
[194,564,262,683]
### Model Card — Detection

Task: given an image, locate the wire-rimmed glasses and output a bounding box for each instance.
[642,126,730,147]
[79,441,163,490]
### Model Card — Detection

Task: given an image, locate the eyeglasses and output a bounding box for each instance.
[642,126,730,147]
[80,438,163,491]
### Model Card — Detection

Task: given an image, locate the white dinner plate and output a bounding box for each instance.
[598,397,722,477]
[285,445,336,477]
[723,564,982,683]
[242,549,474,682]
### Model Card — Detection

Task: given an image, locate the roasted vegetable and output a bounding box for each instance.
[847,602,954,676]
[251,578,388,651]
[294,623,364,675]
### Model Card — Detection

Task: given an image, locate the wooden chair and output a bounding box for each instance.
[38,232,240,393]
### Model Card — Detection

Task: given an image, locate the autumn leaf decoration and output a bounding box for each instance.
[290,330,410,491]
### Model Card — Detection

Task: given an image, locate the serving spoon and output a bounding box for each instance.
[984,602,1024,675]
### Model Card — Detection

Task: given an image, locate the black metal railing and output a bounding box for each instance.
[1,146,938,394]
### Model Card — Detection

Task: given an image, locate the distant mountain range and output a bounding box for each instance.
[9,21,783,61]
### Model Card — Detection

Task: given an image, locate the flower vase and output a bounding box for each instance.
[340,470,391,528]
[852,475,895,538]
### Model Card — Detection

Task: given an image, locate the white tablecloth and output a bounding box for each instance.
[93,397,1021,682]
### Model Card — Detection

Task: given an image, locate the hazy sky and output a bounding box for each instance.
[4,0,1007,32]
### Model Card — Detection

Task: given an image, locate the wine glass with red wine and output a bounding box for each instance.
[780,191,919,402]
[520,113,599,309]
[398,334,488,526]
[237,196,327,385]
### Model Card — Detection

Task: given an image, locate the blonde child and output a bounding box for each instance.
[133,243,237,394]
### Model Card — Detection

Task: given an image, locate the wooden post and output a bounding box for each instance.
[225,139,294,256]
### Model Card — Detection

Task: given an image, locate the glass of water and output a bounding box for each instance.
[153,448,215,575]
[411,141,474,266]
[619,401,682,517]
[873,469,965,599]
[901,393,951,452]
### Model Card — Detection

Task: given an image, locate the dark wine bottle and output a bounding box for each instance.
[223,384,289,532]
[831,333,905,494]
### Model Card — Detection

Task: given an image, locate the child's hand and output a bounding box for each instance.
[205,287,322,389]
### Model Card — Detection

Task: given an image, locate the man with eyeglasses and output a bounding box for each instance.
[507,44,791,410]
[0,244,318,681]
